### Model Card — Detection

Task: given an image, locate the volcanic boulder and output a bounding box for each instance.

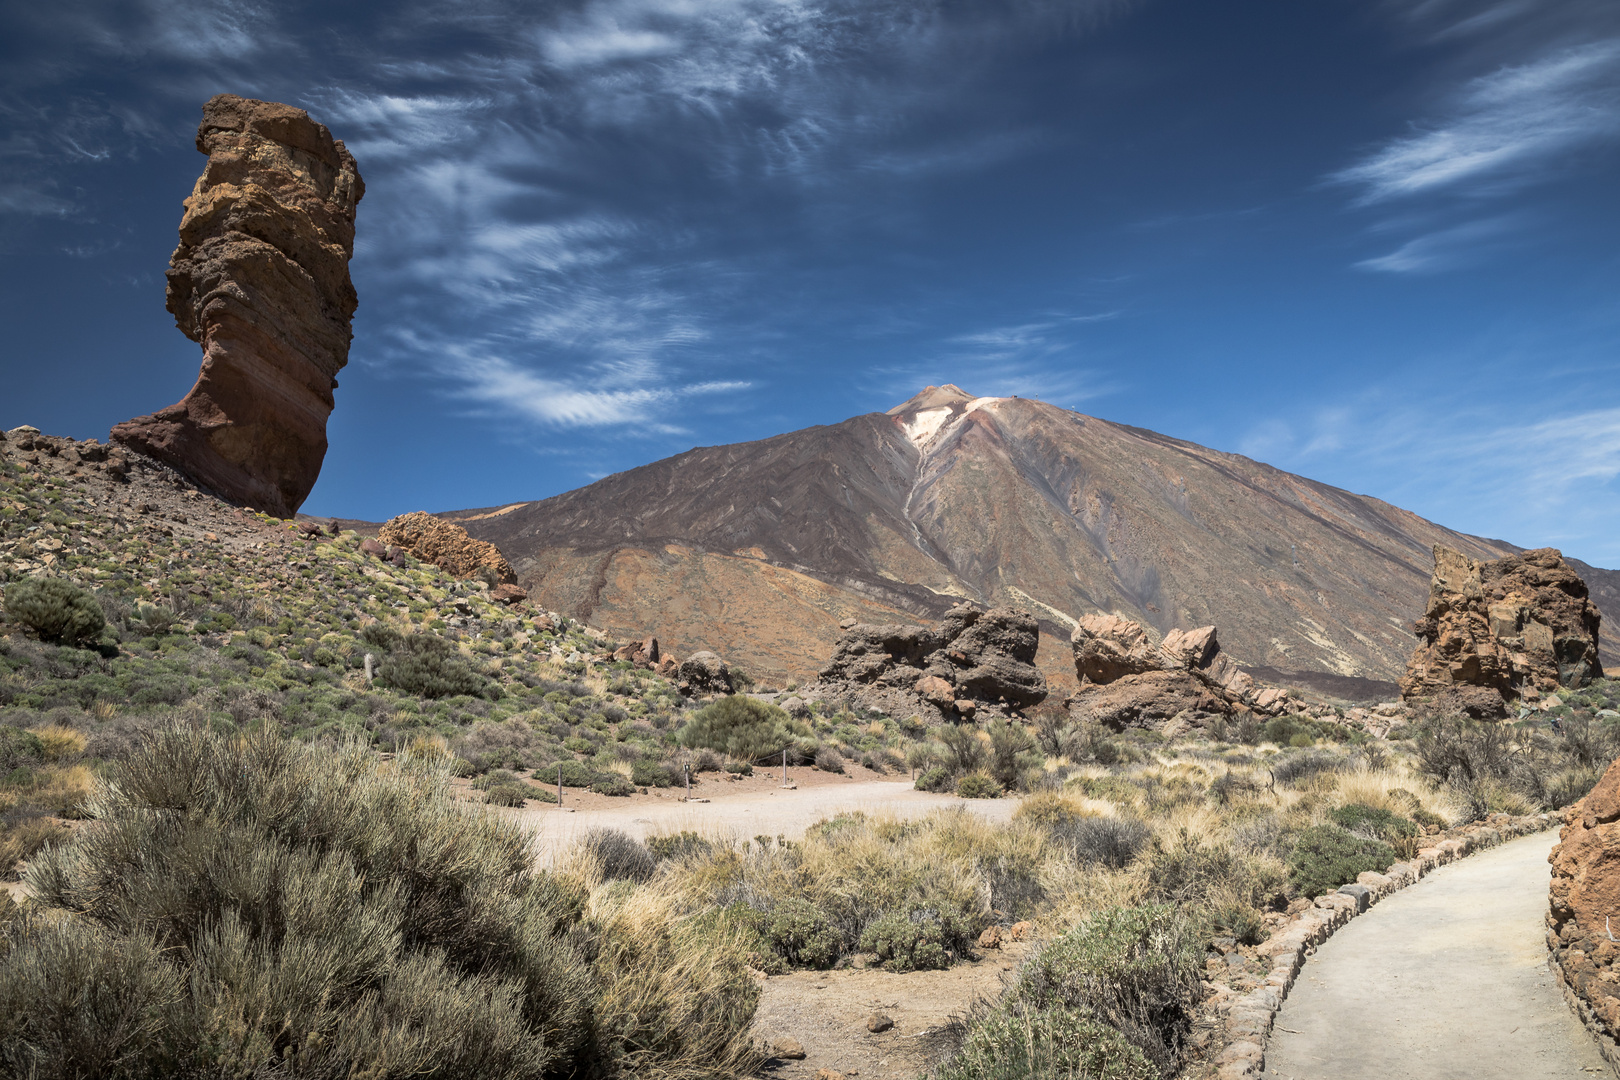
[1400,546,1602,717]
[677,651,734,697]
[1067,616,1288,730]
[1548,754,1620,1035]
[803,603,1046,723]
[377,512,517,584]
[111,94,364,518]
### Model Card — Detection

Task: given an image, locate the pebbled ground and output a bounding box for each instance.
[1261,830,1608,1080]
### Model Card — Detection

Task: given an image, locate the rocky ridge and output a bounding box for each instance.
[378,511,518,586]
[1548,754,1620,1061]
[112,95,364,519]
[1400,546,1603,718]
[796,603,1047,724]
[1066,614,1291,733]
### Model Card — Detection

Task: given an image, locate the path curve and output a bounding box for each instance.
[1261,829,1607,1080]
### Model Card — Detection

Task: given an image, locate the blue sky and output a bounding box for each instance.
[2,0,1618,565]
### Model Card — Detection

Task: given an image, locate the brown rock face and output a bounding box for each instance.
[1549,756,1620,946]
[378,512,516,583]
[803,603,1046,723]
[111,94,364,518]
[1067,616,1288,730]
[1400,545,1602,715]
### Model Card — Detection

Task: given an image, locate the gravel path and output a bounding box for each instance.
[1261,829,1608,1080]
[513,779,1018,863]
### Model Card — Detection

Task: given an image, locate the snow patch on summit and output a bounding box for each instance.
[902,406,953,448]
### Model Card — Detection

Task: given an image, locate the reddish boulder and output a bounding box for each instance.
[1550,756,1620,944]
[1400,546,1602,715]
[377,512,516,583]
[1067,617,1288,730]
[111,95,364,518]
[489,584,528,604]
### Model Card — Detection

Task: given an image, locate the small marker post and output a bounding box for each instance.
[782,747,788,787]
[557,762,563,808]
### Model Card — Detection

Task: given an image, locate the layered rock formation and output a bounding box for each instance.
[112,94,364,518]
[1549,756,1620,1040]
[1400,546,1603,717]
[377,512,516,584]
[800,604,1047,723]
[677,651,735,697]
[1066,614,1290,731]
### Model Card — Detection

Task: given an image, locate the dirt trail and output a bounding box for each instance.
[512,779,1018,863]
[1261,830,1607,1080]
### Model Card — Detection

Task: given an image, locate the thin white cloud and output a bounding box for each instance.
[1354,215,1517,273]
[1334,40,1620,202]
[454,353,749,428]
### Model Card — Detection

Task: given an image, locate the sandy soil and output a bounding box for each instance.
[749,940,1037,1080]
[1261,830,1607,1080]
[491,765,1021,863]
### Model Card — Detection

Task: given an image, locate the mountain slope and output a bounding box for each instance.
[445,386,1616,689]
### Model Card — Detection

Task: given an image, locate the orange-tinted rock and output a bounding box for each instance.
[377,512,516,583]
[1550,755,1620,941]
[1067,615,1288,728]
[111,95,363,518]
[489,583,528,604]
[1401,546,1602,713]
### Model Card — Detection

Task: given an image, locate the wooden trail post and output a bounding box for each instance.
[557,762,563,807]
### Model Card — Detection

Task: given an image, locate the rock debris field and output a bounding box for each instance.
[1261,830,1608,1080]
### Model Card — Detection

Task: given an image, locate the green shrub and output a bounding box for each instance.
[814,746,845,773]
[937,1003,1155,1080]
[915,765,950,792]
[1287,824,1395,898]
[632,759,674,787]
[577,828,656,882]
[5,726,601,1079]
[375,634,487,699]
[957,772,1001,799]
[988,722,1038,789]
[1012,904,1202,1076]
[1329,803,1418,843]
[1211,903,1267,946]
[484,782,531,807]
[680,696,794,761]
[859,909,973,972]
[0,727,46,772]
[724,760,753,776]
[590,775,635,797]
[554,759,604,788]
[1143,832,1243,905]
[1054,816,1151,870]
[765,899,841,969]
[646,831,713,861]
[3,578,105,646]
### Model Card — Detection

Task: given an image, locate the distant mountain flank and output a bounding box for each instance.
[440,385,1618,691]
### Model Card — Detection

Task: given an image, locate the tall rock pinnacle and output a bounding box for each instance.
[111,94,364,518]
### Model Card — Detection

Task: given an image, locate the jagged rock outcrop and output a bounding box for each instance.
[1400,546,1603,718]
[613,636,661,670]
[677,651,734,697]
[111,94,364,518]
[1066,615,1289,731]
[1549,755,1620,1037]
[377,512,516,583]
[801,603,1047,723]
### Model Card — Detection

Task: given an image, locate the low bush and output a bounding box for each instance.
[577,828,657,882]
[766,898,841,969]
[724,760,753,776]
[646,831,713,861]
[1270,749,1344,785]
[680,696,795,761]
[814,746,845,774]
[1,726,613,1079]
[1329,803,1418,844]
[1012,904,1202,1076]
[375,633,488,699]
[1286,824,1395,897]
[631,758,675,787]
[484,781,531,807]
[937,1003,1155,1080]
[957,772,1001,799]
[0,727,45,772]
[3,578,104,647]
[859,908,973,972]
[915,765,950,792]
[1055,815,1151,870]
[590,775,636,797]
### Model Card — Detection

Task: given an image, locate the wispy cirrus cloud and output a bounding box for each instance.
[1353,214,1519,273]
[1335,39,1620,203]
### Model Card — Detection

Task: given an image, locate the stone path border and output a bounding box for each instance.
[1210,811,1563,1079]
[1552,936,1620,1074]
